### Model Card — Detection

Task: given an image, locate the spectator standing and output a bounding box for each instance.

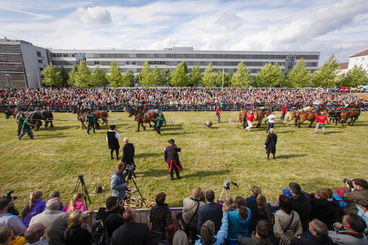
[266,112,276,132]
[0,196,26,236]
[150,192,173,245]
[63,210,91,245]
[281,105,287,121]
[343,178,368,214]
[25,223,48,245]
[314,112,328,135]
[110,162,128,200]
[197,190,222,234]
[246,186,268,234]
[215,107,221,123]
[228,196,252,239]
[291,219,334,245]
[245,112,255,131]
[182,188,205,243]
[106,125,120,160]
[29,198,69,245]
[62,193,86,214]
[110,208,152,245]
[264,128,277,160]
[273,195,303,245]
[237,220,273,245]
[289,182,311,232]
[121,138,135,167]
[21,191,46,227]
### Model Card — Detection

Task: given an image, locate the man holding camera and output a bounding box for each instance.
[164,139,182,181]
[343,178,368,214]
[111,162,128,200]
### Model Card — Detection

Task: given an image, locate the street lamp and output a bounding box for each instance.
[5,73,10,88]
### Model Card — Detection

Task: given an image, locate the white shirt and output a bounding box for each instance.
[105,130,120,142]
[267,114,276,123]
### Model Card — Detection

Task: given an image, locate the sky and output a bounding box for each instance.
[0,0,367,66]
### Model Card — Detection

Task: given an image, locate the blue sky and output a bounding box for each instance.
[0,0,367,65]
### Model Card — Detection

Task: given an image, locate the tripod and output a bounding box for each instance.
[74,175,92,210]
[126,173,146,207]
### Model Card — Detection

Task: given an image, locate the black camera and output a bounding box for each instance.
[223,180,239,190]
[78,175,85,185]
[344,178,353,188]
[7,190,17,201]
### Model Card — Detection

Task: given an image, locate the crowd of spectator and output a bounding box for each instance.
[1,178,368,245]
[1,88,366,112]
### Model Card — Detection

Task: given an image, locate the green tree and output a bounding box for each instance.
[139,62,152,87]
[189,65,202,87]
[214,69,225,87]
[151,66,165,86]
[59,65,69,87]
[170,61,189,87]
[202,63,214,87]
[106,61,123,87]
[225,71,233,87]
[231,62,252,87]
[68,64,78,86]
[340,65,368,88]
[287,59,311,88]
[74,60,91,88]
[163,68,170,86]
[122,69,135,87]
[42,63,62,87]
[91,66,108,87]
[311,54,339,88]
[256,63,285,87]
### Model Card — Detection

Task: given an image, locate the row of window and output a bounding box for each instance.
[0,45,21,54]
[0,54,22,63]
[51,52,319,60]
[0,63,24,72]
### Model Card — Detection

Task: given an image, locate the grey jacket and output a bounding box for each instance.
[273,210,303,245]
[182,197,205,228]
[328,230,368,245]
[29,210,69,245]
[111,169,127,199]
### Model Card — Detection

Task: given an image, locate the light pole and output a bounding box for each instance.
[5,73,10,88]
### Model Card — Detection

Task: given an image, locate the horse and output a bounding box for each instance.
[8,109,53,131]
[340,109,360,126]
[94,111,109,126]
[238,110,250,126]
[73,107,90,129]
[127,107,162,131]
[283,110,299,125]
[3,108,17,119]
[295,111,319,128]
[253,109,271,128]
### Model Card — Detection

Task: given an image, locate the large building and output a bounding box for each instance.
[0,38,49,88]
[1,38,320,88]
[348,49,368,72]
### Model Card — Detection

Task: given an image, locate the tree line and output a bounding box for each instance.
[42,54,368,88]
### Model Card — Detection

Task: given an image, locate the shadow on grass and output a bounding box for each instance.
[46,125,78,131]
[163,131,190,136]
[135,152,162,159]
[277,130,295,134]
[163,126,183,131]
[139,169,170,178]
[325,131,343,134]
[276,154,307,159]
[183,169,230,179]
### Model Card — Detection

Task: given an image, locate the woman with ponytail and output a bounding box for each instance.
[246,186,268,233]
[62,193,86,214]
[228,196,252,239]
[21,191,46,227]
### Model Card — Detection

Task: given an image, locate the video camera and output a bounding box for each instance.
[223,180,239,190]
[7,190,17,201]
[344,178,353,189]
[125,164,136,181]
[78,175,85,185]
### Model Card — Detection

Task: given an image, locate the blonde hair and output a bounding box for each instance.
[68,193,84,214]
[22,191,43,218]
[68,210,83,228]
[252,186,266,216]
[224,195,234,212]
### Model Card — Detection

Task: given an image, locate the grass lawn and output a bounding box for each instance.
[1,111,368,209]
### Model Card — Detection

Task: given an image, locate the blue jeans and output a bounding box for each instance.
[217,114,221,123]
[18,128,33,139]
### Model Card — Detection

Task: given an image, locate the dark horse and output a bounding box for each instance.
[127,107,162,132]
[340,102,364,126]
[6,108,54,130]
[72,107,101,129]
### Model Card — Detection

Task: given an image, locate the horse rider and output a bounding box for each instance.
[314,112,328,135]
[155,113,165,135]
[86,111,96,134]
[164,139,182,180]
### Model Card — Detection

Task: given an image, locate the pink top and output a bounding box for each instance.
[62,200,87,213]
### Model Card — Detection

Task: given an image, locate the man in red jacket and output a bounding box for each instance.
[281,105,287,121]
[215,107,221,123]
[315,112,328,134]
[246,112,255,131]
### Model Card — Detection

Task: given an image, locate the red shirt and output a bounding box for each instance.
[316,115,328,124]
[282,106,287,113]
[247,113,254,122]
[216,108,220,115]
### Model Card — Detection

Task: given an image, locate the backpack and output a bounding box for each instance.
[91,218,110,245]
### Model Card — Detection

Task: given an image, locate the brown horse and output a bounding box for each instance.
[127,107,161,131]
[95,111,109,126]
[238,110,250,126]
[73,107,90,129]
[295,111,319,128]
[253,109,271,128]
[284,110,299,124]
[340,109,360,126]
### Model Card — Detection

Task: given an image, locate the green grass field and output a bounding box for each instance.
[1,111,368,209]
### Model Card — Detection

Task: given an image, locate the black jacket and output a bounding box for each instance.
[290,192,311,232]
[149,203,172,242]
[95,207,124,238]
[111,222,152,245]
[291,231,334,245]
[310,195,339,230]
[107,130,119,149]
[197,202,223,233]
[264,133,277,153]
[64,224,91,245]
[122,143,135,165]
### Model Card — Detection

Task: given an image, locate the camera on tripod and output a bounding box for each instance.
[125,164,136,181]
[223,180,239,190]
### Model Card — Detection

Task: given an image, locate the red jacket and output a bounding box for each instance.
[316,115,328,123]
[247,113,254,122]
[282,106,287,113]
[216,108,220,115]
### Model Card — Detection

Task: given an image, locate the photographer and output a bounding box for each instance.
[343,178,368,214]
[0,196,26,236]
[110,162,128,200]
[106,125,120,160]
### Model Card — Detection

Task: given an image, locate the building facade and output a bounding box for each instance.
[348,49,368,72]
[50,46,319,76]
[0,38,49,88]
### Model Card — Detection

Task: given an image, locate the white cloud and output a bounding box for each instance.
[75,6,112,25]
[215,11,242,30]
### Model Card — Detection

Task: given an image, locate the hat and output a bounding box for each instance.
[289,182,302,194]
[0,196,10,210]
[168,139,175,144]
[110,125,116,130]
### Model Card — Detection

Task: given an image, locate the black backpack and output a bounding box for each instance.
[91,218,110,245]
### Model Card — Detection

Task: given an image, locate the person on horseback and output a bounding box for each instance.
[164,139,182,181]
[314,112,328,135]
[86,111,96,135]
[155,113,165,135]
